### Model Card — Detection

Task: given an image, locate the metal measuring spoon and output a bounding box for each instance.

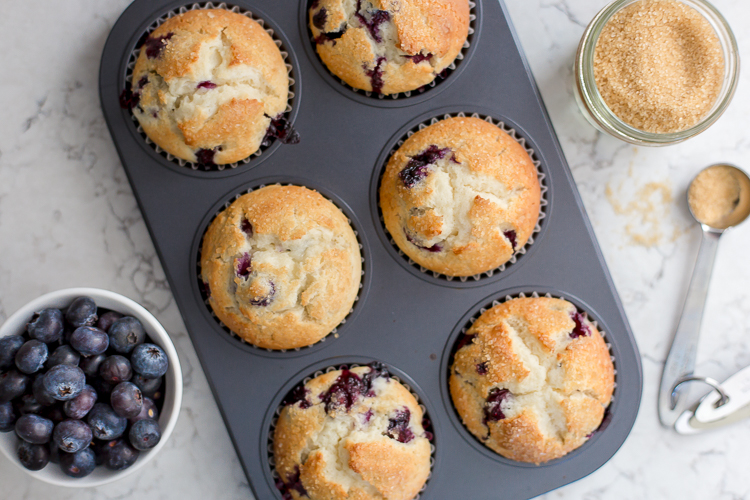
[658,164,750,428]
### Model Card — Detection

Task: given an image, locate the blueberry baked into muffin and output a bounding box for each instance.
[380,116,541,277]
[125,9,293,166]
[309,0,470,95]
[200,185,362,350]
[449,297,615,464]
[274,363,431,500]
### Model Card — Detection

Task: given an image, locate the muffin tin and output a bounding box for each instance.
[99,1,643,498]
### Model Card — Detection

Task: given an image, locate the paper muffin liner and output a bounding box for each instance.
[306,0,477,100]
[377,112,549,283]
[195,183,366,352]
[268,362,436,499]
[123,2,297,171]
[449,291,618,450]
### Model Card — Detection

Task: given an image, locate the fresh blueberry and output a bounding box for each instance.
[70,326,109,356]
[27,308,64,343]
[18,394,44,415]
[15,339,48,374]
[48,443,61,464]
[43,365,85,401]
[42,404,67,424]
[132,374,162,399]
[79,353,106,377]
[110,382,143,419]
[129,397,158,423]
[108,317,145,354]
[197,80,217,89]
[63,385,97,419]
[129,418,161,450]
[59,447,96,478]
[0,401,16,432]
[32,376,57,406]
[476,362,489,375]
[96,311,123,333]
[99,355,132,384]
[65,297,98,328]
[90,378,114,400]
[90,439,109,465]
[87,403,127,440]
[53,419,93,453]
[15,414,54,444]
[103,439,140,471]
[46,345,80,369]
[0,335,26,371]
[17,441,50,471]
[0,370,30,403]
[131,344,168,379]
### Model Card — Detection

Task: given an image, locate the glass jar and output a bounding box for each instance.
[574,0,740,146]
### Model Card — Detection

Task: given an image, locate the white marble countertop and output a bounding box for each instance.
[1,0,749,498]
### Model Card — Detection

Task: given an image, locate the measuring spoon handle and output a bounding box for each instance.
[658,227,723,427]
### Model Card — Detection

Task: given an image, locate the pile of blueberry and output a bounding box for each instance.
[0,296,169,477]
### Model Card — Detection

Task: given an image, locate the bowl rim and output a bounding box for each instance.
[0,287,183,488]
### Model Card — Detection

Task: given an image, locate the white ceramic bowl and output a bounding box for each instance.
[0,288,183,487]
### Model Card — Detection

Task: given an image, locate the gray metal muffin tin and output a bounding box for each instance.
[99,1,643,498]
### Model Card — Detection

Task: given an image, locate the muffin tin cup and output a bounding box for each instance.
[191,178,370,357]
[299,0,480,107]
[264,359,437,499]
[123,1,300,174]
[100,1,643,498]
[372,110,549,286]
[440,289,618,467]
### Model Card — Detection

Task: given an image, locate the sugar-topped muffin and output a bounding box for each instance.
[449,297,615,464]
[379,117,541,277]
[309,0,470,95]
[128,9,291,166]
[274,363,431,500]
[200,185,361,350]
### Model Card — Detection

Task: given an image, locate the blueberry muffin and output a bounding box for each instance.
[128,9,290,166]
[449,297,615,464]
[310,0,470,95]
[274,363,431,500]
[200,185,362,350]
[379,117,541,277]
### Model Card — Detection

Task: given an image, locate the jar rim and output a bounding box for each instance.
[575,0,740,146]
